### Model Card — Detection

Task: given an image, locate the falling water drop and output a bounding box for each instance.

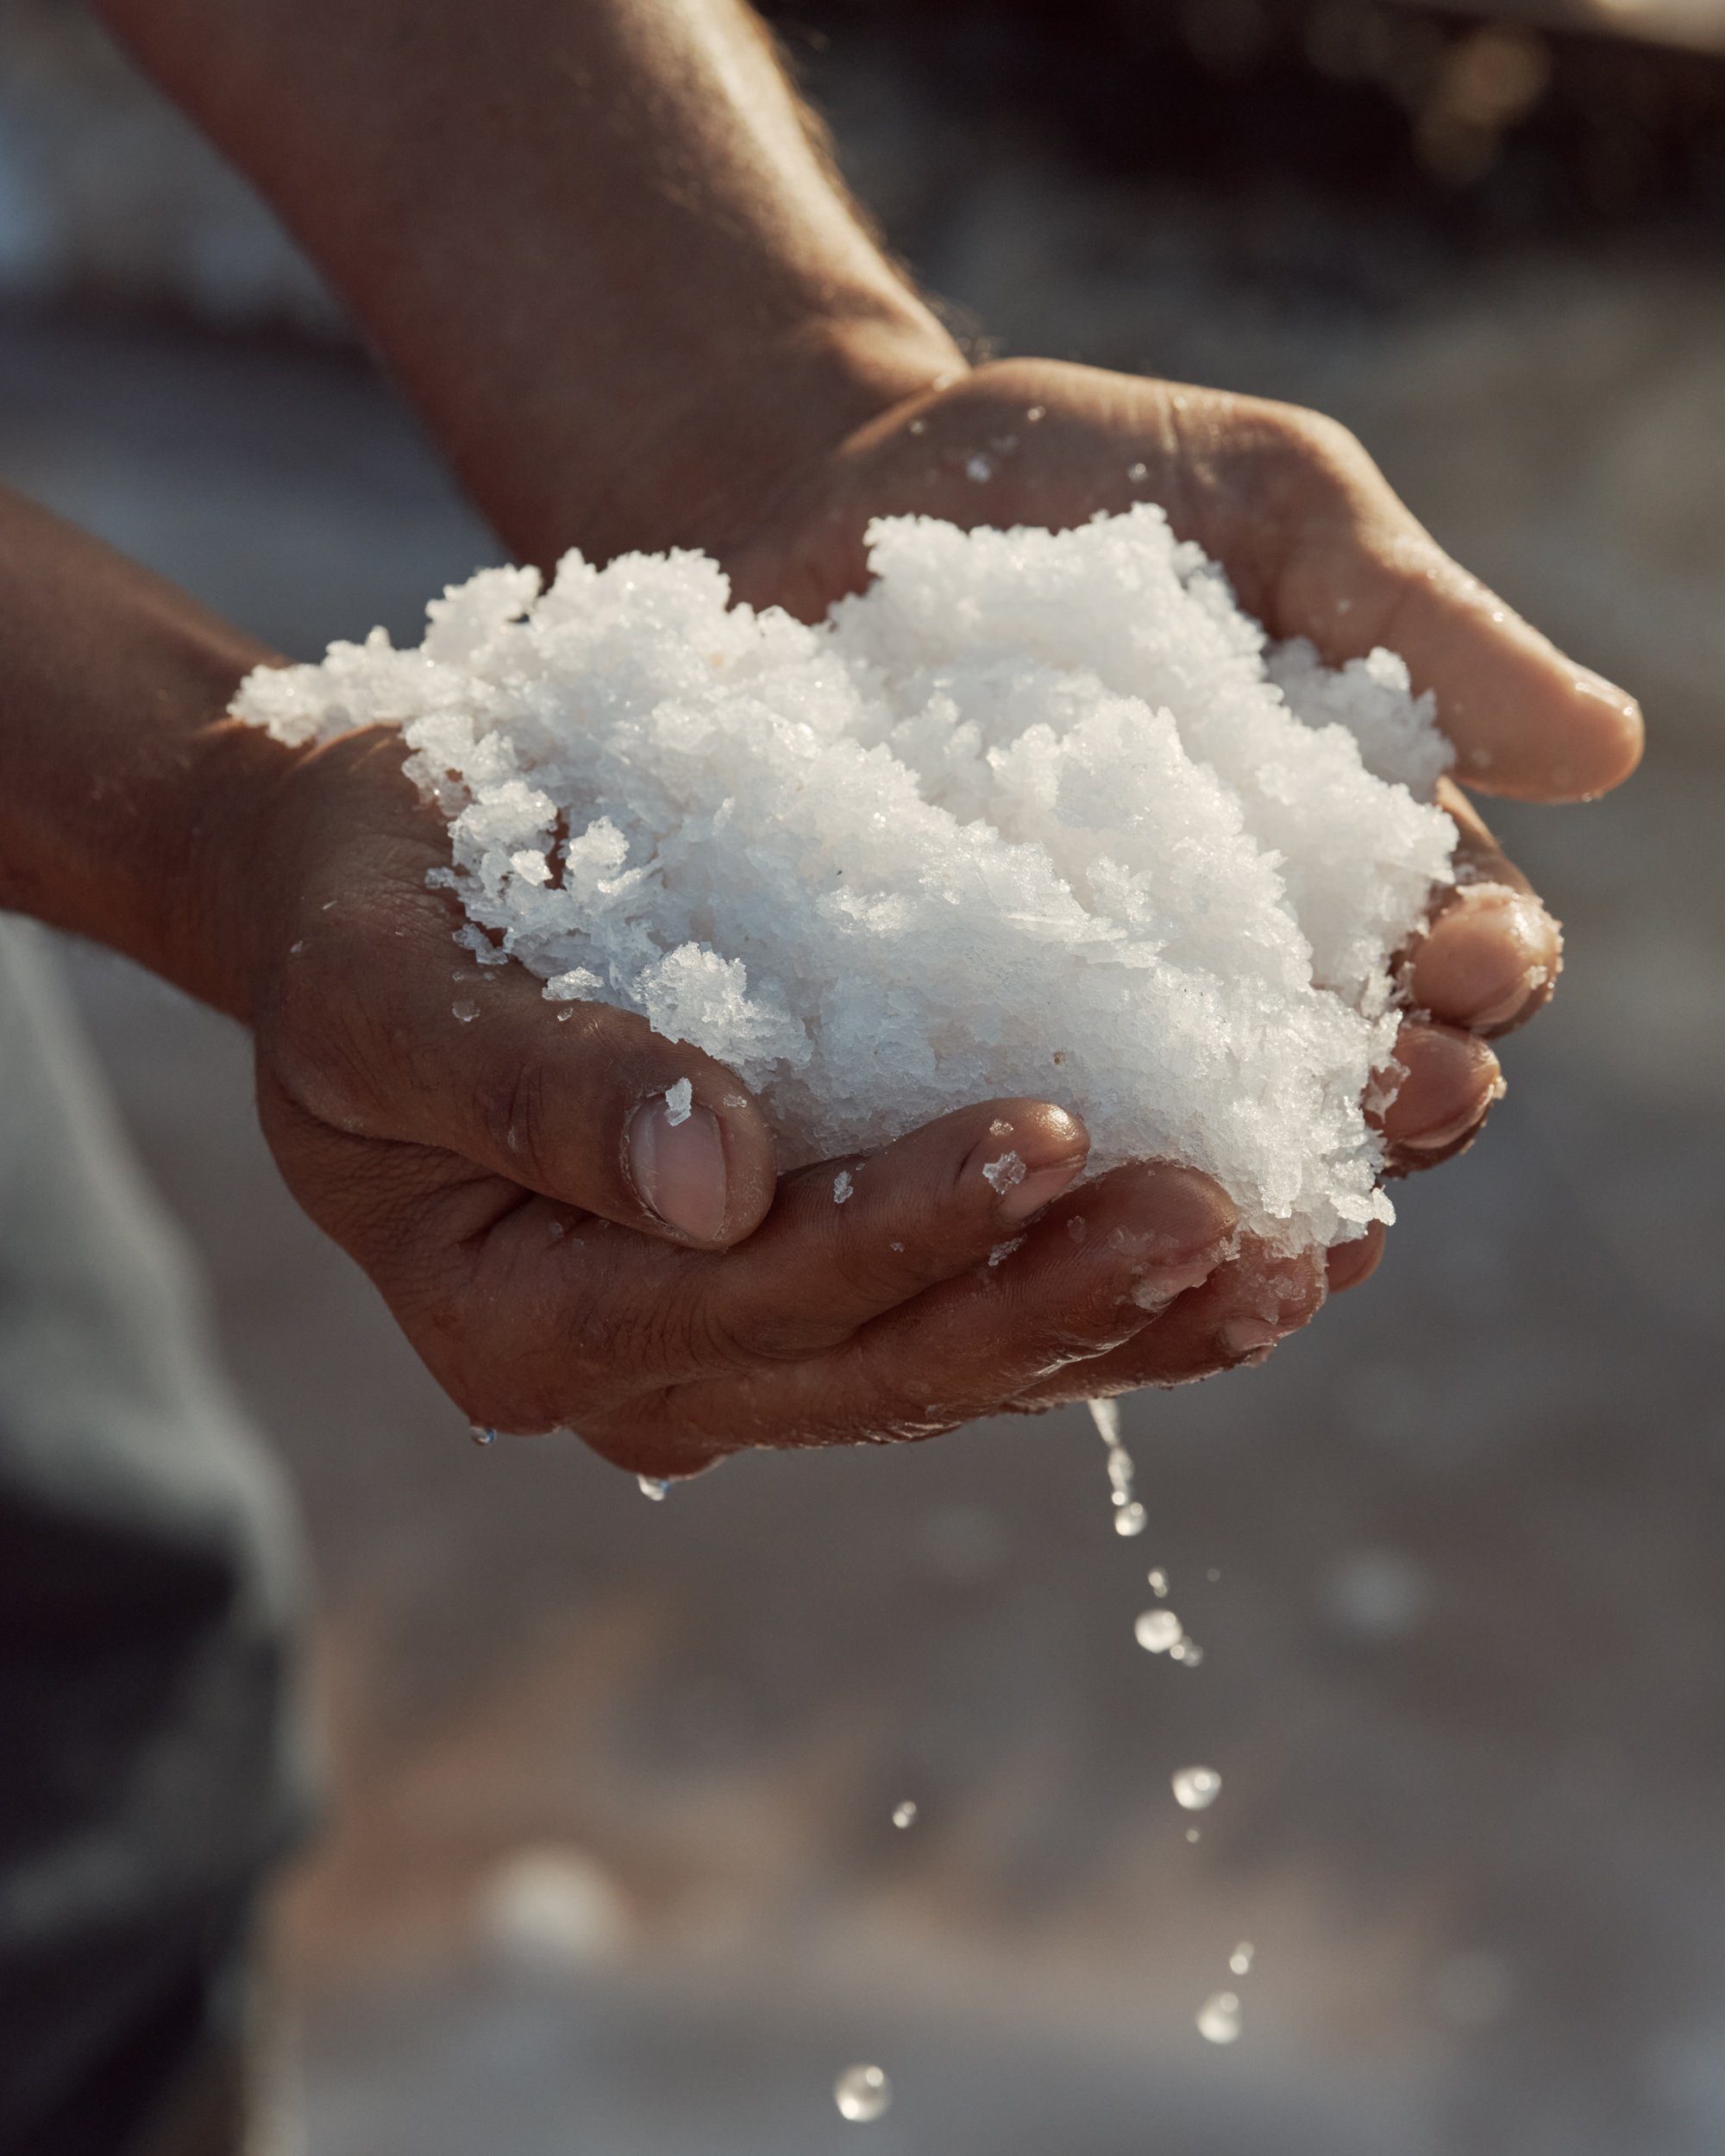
[1147,1567,1169,1596]
[891,1800,918,1830]
[1135,1608,1183,1654]
[834,2064,892,2122]
[1197,1991,1241,2044]
[1229,1941,1256,1977]
[470,1425,498,1447]
[637,1476,668,1501]
[1172,1765,1222,1810]
[1113,1501,1147,1538]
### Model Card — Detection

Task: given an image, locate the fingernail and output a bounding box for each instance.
[629,1096,729,1240]
[1216,1316,1278,1366]
[997,1156,1086,1223]
[1412,886,1560,1031]
[1398,1075,1505,1153]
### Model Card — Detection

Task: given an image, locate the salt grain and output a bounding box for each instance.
[663,1076,693,1125]
[980,1150,1026,1195]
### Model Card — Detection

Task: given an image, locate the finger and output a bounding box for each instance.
[574,1159,1241,1474]
[1267,414,1642,802]
[1326,1219,1386,1294]
[1375,1018,1503,1174]
[1010,1236,1329,1404]
[273,868,778,1250]
[473,1097,1096,1403]
[1403,781,1562,1037]
[662,1098,1094,1363]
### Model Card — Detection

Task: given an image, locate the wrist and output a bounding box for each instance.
[491,294,967,574]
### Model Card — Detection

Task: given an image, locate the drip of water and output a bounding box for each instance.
[891,1800,918,1830]
[1229,1942,1256,1977]
[834,2064,892,2122]
[1087,1397,1145,1536]
[1135,1608,1183,1653]
[469,1425,498,1447]
[1172,1765,1222,1810]
[1147,1567,1169,1596]
[1197,1991,1241,2045]
[637,1476,669,1501]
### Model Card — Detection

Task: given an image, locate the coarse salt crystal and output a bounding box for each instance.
[981,1150,1027,1195]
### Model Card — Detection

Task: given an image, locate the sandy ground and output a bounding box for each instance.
[3,60,1723,2154]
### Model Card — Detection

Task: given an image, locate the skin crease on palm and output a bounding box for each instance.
[41,0,1641,1486]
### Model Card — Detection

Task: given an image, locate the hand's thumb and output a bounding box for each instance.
[279,937,778,1249]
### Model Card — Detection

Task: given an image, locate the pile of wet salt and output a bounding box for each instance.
[235,505,1456,1250]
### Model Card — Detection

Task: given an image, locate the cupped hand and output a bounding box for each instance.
[713,354,1642,1395]
[247,358,1639,1477]
[247,734,1271,1480]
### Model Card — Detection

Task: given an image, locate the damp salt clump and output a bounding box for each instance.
[234,508,1458,1251]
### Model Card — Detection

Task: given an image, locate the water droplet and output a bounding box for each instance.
[1086,1397,1121,1445]
[1229,1941,1255,1976]
[470,1424,498,1447]
[1172,1765,1222,1810]
[965,454,994,483]
[1197,1990,1241,2044]
[1026,404,1046,422]
[1186,1827,1201,1842]
[1147,1567,1169,1596]
[452,999,480,1023]
[288,938,307,956]
[1113,1501,1147,1538]
[1206,1567,1221,1583]
[891,1800,918,1829]
[1170,1639,1205,1666]
[834,2063,892,2122]
[1135,1608,1183,1653]
[1127,461,1148,482]
[637,1476,668,1501]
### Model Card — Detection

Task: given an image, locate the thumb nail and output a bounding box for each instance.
[629,1094,729,1241]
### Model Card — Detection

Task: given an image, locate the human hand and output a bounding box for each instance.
[711,355,1642,1398]
[246,732,1275,1479]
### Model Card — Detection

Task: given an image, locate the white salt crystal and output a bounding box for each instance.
[662,1076,693,1126]
[833,1169,854,1205]
[234,507,1458,1250]
[981,1150,1026,1196]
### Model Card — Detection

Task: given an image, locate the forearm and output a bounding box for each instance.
[96,0,962,569]
[0,488,285,1018]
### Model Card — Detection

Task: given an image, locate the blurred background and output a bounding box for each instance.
[4,0,1723,2147]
